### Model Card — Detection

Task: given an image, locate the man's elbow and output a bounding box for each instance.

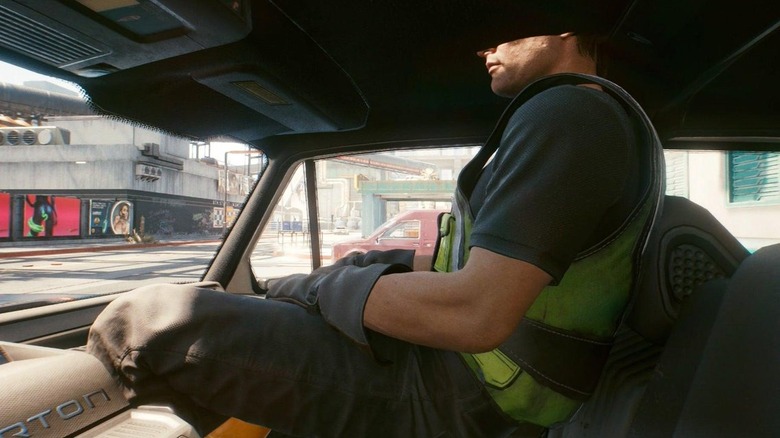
[457,316,516,353]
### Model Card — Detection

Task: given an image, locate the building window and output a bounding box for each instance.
[728,151,780,204]
[664,150,689,198]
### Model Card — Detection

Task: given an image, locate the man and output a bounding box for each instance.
[87,32,656,437]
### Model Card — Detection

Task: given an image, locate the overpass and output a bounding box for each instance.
[358,179,455,233]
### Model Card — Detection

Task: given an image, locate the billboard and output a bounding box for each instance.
[23,195,81,237]
[0,193,9,238]
[89,200,133,236]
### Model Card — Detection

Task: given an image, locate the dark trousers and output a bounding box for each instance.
[86,284,519,437]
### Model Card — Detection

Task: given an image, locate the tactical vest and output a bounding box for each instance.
[433,74,664,426]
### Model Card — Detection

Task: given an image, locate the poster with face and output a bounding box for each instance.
[110,201,133,235]
[23,195,81,237]
[0,193,10,238]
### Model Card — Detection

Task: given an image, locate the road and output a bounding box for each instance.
[0,232,359,311]
[0,242,225,310]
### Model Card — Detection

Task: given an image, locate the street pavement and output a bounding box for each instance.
[0,233,354,311]
[0,239,224,311]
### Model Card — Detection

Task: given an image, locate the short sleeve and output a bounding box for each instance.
[469,85,635,282]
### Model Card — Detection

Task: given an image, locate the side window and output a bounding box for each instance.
[665,149,780,252]
[250,164,313,279]
[249,145,480,278]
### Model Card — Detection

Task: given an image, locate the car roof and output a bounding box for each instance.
[1,0,777,155]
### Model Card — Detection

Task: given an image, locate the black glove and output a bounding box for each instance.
[330,248,415,269]
[266,250,414,354]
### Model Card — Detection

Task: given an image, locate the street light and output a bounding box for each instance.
[223,149,264,234]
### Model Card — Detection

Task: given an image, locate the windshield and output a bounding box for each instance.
[0,61,262,312]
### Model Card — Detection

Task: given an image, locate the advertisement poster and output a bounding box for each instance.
[212,205,240,229]
[23,195,81,237]
[0,193,9,238]
[89,199,133,236]
[89,200,111,235]
[110,200,133,235]
[90,200,134,236]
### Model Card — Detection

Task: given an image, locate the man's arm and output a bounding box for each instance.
[364,246,552,353]
[412,254,433,271]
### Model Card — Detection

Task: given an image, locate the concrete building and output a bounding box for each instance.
[0,114,258,241]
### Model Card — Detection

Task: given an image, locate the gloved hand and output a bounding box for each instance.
[266,249,414,355]
[330,248,415,269]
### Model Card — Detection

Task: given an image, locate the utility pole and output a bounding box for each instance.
[223,149,264,234]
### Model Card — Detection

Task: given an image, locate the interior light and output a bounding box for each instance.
[231,81,290,105]
[73,0,186,41]
[76,0,138,13]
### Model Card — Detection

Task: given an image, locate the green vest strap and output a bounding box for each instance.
[499,318,613,400]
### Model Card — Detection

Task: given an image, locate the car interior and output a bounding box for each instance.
[0,0,778,436]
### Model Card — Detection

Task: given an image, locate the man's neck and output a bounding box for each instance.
[552,57,600,90]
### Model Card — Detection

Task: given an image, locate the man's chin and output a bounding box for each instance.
[491,83,518,98]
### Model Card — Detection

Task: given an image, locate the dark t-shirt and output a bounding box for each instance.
[468,85,642,283]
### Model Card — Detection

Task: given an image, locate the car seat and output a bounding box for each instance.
[546,195,750,437]
[629,242,780,437]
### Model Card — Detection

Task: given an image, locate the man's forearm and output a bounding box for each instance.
[365,270,490,352]
[364,247,552,353]
[413,254,434,271]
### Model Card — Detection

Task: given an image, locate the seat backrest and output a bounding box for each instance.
[626,278,729,437]
[653,243,780,437]
[626,195,750,343]
[547,195,750,437]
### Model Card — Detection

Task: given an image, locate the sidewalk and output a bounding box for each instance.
[0,237,221,259]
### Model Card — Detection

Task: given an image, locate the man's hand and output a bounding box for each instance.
[266,250,415,354]
[332,249,415,270]
[266,249,415,310]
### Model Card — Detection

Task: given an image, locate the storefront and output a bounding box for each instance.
[0,192,234,241]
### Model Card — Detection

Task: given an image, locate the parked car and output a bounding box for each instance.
[331,209,445,260]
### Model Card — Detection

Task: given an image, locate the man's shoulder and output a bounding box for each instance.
[497,81,635,156]
[528,83,622,111]
[509,83,629,128]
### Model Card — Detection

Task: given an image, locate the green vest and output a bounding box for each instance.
[433,74,664,427]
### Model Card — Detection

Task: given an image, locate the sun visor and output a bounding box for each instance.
[194,68,364,135]
[190,0,370,138]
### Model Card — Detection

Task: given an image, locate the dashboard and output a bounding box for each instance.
[0,342,199,438]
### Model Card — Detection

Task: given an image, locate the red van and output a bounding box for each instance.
[331,209,444,260]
